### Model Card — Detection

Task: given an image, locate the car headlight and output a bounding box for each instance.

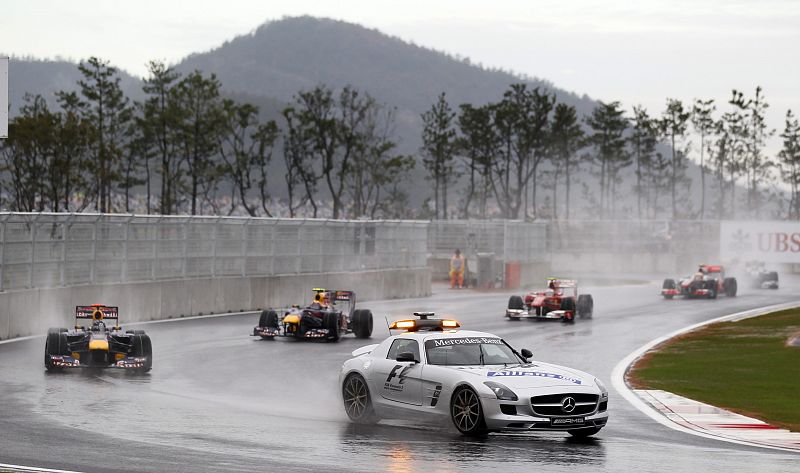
[595,377,608,398]
[484,381,518,401]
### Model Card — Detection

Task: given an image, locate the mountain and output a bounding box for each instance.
[177,16,598,150]
[4,55,142,112]
[179,16,595,110]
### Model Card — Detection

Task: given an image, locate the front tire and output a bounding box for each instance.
[662,278,676,299]
[351,309,373,339]
[44,328,68,371]
[324,312,341,342]
[577,294,594,318]
[342,374,376,423]
[560,297,576,323]
[450,386,487,436]
[508,295,524,310]
[132,333,153,373]
[259,310,279,328]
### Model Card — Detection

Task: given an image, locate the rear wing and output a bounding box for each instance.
[332,290,355,302]
[76,305,119,321]
[547,278,577,289]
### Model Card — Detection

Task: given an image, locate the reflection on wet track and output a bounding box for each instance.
[1,281,799,472]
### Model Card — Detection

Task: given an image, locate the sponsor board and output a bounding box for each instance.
[487,370,583,385]
[721,220,800,263]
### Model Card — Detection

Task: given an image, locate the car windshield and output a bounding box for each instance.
[424,337,521,366]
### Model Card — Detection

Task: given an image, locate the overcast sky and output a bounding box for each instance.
[2,0,798,154]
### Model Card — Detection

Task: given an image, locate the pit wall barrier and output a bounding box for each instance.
[0,267,430,340]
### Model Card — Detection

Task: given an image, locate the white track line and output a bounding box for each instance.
[611,301,800,454]
[0,310,259,346]
[0,462,83,473]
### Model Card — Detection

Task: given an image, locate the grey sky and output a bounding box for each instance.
[2,0,798,155]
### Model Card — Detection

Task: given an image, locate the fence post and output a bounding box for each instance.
[242,218,250,278]
[121,215,131,283]
[182,218,188,279]
[29,215,37,288]
[212,217,220,278]
[0,217,5,292]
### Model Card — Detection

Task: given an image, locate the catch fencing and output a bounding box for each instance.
[426,220,549,262]
[0,213,429,291]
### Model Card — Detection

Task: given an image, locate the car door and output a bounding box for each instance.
[372,338,423,406]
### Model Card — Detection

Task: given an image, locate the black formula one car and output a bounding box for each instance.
[45,304,152,373]
[252,288,373,342]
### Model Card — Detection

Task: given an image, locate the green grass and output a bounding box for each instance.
[630,308,800,432]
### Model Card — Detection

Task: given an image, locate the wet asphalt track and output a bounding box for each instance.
[1,280,799,472]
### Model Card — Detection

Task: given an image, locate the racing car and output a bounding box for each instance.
[745,261,779,289]
[45,304,152,373]
[252,288,373,342]
[661,264,738,299]
[505,278,593,322]
[340,312,608,438]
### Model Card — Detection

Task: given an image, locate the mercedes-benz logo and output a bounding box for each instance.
[561,396,576,413]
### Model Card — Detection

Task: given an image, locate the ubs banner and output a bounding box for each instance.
[720,220,800,263]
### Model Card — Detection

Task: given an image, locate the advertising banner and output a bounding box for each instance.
[720,220,800,263]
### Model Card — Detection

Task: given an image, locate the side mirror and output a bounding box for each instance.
[396,352,418,363]
[521,348,533,360]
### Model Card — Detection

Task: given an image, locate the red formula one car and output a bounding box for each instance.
[505,278,594,323]
[252,288,373,342]
[661,264,738,299]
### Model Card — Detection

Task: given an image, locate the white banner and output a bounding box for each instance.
[720,220,800,263]
[0,57,7,138]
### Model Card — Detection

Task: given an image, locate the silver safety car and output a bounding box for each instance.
[339,312,608,437]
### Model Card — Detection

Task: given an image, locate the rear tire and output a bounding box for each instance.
[724,277,738,297]
[351,309,373,339]
[342,374,377,424]
[577,294,594,318]
[324,312,341,342]
[508,295,524,310]
[450,386,487,436]
[568,427,602,438]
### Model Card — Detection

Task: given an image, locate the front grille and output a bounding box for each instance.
[500,404,517,415]
[530,393,599,417]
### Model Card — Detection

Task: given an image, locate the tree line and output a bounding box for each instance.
[421,85,800,221]
[2,57,799,221]
[0,57,413,218]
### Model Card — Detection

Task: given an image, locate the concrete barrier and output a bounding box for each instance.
[0,268,431,340]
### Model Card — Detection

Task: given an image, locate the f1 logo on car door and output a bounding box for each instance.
[376,339,423,405]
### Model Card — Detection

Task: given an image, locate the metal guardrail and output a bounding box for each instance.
[0,212,723,292]
[0,213,429,291]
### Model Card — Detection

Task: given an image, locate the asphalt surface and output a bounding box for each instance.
[1,279,799,472]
